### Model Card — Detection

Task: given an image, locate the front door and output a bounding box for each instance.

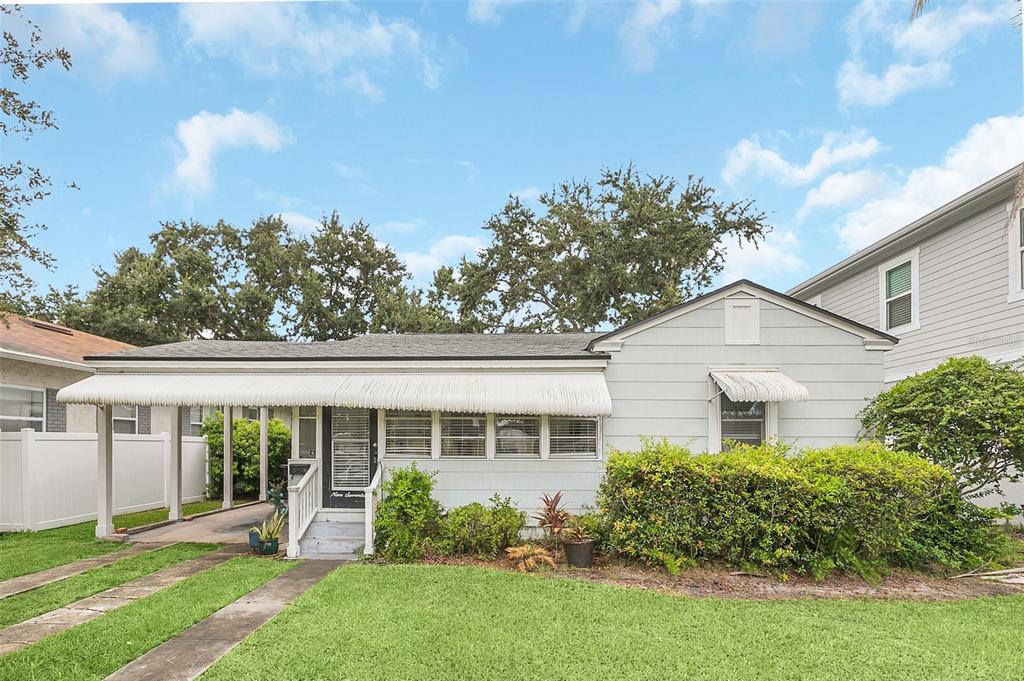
[321,407,378,508]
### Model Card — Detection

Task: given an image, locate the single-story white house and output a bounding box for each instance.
[57,280,898,557]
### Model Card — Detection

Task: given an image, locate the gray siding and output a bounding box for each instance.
[811,201,1024,382]
[602,297,885,453]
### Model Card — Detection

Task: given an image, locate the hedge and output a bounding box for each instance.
[203,413,291,498]
[598,440,1008,577]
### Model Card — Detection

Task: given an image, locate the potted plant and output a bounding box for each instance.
[248,525,261,551]
[532,491,571,553]
[256,512,286,555]
[562,516,595,568]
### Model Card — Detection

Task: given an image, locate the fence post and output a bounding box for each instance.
[20,429,33,531]
[162,432,172,508]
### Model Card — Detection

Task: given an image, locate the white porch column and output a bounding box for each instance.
[96,405,114,538]
[259,406,269,502]
[168,406,183,521]
[222,405,234,509]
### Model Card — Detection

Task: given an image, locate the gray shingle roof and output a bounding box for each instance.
[86,333,607,361]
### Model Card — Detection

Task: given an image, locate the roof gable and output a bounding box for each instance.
[588,280,898,350]
[0,315,135,366]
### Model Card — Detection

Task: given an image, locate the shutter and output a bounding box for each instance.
[887,294,913,329]
[331,408,370,488]
[885,262,912,297]
[137,406,151,435]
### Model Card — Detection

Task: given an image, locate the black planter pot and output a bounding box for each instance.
[564,540,594,568]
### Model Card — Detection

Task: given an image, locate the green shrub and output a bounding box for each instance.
[203,413,290,498]
[373,465,442,562]
[573,510,610,552]
[598,439,1002,577]
[434,495,526,558]
[896,491,1016,571]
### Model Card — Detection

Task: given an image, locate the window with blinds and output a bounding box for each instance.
[112,405,138,434]
[331,408,370,488]
[495,416,540,458]
[549,417,598,459]
[384,410,432,458]
[884,260,913,329]
[1018,209,1024,290]
[720,396,765,448]
[440,413,486,457]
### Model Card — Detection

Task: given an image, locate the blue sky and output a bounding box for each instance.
[12,0,1024,297]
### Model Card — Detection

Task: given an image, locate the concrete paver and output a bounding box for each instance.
[129,504,279,545]
[0,543,171,600]
[105,560,341,681]
[0,545,247,655]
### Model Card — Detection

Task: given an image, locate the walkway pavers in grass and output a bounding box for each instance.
[105,560,341,681]
[0,542,171,600]
[0,545,247,655]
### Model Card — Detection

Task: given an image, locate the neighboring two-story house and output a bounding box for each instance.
[788,165,1024,385]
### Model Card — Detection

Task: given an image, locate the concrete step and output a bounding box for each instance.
[302,521,363,541]
[299,537,365,556]
[314,509,365,523]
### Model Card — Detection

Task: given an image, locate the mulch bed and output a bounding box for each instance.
[424,554,1024,601]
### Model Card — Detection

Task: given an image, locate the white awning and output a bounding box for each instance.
[57,371,613,417]
[710,369,809,402]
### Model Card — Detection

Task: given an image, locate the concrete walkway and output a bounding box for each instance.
[0,545,248,656]
[0,543,172,601]
[105,560,341,681]
[130,504,279,545]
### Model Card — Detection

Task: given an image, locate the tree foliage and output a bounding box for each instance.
[202,413,291,498]
[0,6,72,304]
[430,166,770,331]
[860,356,1024,498]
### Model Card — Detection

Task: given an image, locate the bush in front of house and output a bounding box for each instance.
[859,355,1024,500]
[373,464,443,561]
[598,439,1010,578]
[432,494,526,559]
[203,413,291,498]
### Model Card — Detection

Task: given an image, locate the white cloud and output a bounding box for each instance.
[399,235,485,277]
[341,70,385,102]
[618,0,683,72]
[466,0,525,25]
[566,1,588,34]
[744,2,824,58]
[837,59,949,109]
[334,162,364,179]
[280,211,320,235]
[723,129,883,187]
[797,169,890,221]
[836,0,1009,109]
[721,231,802,283]
[837,115,1024,252]
[513,186,542,202]
[52,5,157,83]
[173,109,292,195]
[179,3,441,96]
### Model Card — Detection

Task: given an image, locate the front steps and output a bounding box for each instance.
[298,519,365,559]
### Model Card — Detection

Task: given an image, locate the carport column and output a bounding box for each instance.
[259,406,269,502]
[222,405,234,509]
[168,406,183,521]
[96,405,114,538]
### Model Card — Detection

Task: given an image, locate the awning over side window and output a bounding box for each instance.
[56,371,613,417]
[710,369,809,402]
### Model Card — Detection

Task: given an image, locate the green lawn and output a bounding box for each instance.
[0,543,218,628]
[203,564,1024,681]
[0,501,222,581]
[0,557,292,681]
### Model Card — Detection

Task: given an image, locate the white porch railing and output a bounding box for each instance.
[286,460,320,558]
[363,462,383,556]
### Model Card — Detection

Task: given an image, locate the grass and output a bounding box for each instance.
[0,500,223,582]
[0,556,291,681]
[112,500,224,529]
[0,543,219,629]
[203,564,1024,681]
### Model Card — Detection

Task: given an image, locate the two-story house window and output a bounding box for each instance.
[1011,207,1024,301]
[878,248,920,332]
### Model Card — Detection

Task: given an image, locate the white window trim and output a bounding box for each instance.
[112,405,138,434]
[188,406,204,437]
[547,416,600,459]
[494,414,542,460]
[381,409,433,460]
[0,383,46,432]
[1009,204,1024,304]
[707,377,777,453]
[724,296,760,345]
[877,247,921,334]
[439,412,487,459]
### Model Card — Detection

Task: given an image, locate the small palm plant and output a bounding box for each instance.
[533,491,571,548]
[505,544,556,573]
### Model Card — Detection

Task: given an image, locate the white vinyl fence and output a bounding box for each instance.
[0,430,208,532]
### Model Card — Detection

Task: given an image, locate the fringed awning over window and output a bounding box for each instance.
[57,371,613,417]
[710,369,809,402]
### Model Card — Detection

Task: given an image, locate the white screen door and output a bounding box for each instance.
[331,408,371,489]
